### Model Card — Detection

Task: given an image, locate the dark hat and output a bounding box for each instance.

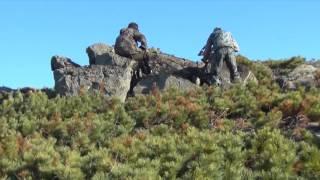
[214,27,222,32]
[128,22,139,30]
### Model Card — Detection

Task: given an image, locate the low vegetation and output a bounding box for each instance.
[0,57,320,179]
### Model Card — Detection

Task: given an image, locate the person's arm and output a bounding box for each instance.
[119,28,125,35]
[133,31,148,50]
[202,33,214,60]
[232,35,240,52]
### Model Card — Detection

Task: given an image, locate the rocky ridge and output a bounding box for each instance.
[51,43,257,102]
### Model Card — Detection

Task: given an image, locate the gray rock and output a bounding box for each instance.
[85,43,257,87]
[86,43,133,67]
[289,64,317,80]
[148,51,201,75]
[306,59,320,68]
[0,86,14,93]
[52,58,134,102]
[86,44,201,74]
[140,51,257,87]
[53,43,258,100]
[133,74,200,95]
[278,64,319,90]
[51,56,80,71]
[219,62,258,86]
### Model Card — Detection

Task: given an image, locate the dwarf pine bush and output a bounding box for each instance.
[1,73,320,179]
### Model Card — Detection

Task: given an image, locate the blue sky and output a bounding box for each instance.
[0,0,319,88]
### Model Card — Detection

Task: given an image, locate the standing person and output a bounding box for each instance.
[201,27,241,85]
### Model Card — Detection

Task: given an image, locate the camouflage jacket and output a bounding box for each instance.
[203,30,239,60]
[115,27,148,57]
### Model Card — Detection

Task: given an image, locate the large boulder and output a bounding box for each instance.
[174,62,257,87]
[308,61,320,68]
[134,50,257,89]
[148,50,201,75]
[289,64,317,79]
[133,74,200,95]
[51,56,81,71]
[86,43,133,67]
[52,43,258,100]
[133,61,257,96]
[52,57,134,102]
[219,62,258,86]
[277,64,320,90]
[86,44,200,74]
[85,43,257,87]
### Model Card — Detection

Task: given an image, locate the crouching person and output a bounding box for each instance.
[115,22,152,76]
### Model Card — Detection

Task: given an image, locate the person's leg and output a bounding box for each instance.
[131,51,151,75]
[225,48,240,82]
[208,49,224,85]
[130,51,146,61]
[214,49,225,74]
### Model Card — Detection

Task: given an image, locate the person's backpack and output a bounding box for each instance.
[214,31,240,52]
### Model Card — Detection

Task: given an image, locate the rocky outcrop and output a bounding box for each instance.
[87,44,202,76]
[148,51,201,75]
[52,43,259,100]
[87,43,133,67]
[132,62,257,95]
[276,64,320,90]
[212,62,257,86]
[0,86,14,94]
[307,59,320,68]
[133,74,200,95]
[51,56,81,71]
[136,50,257,91]
[52,54,134,102]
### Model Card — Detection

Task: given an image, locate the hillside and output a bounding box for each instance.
[1,54,320,179]
[1,43,320,179]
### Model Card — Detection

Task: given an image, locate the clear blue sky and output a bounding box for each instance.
[1,0,319,88]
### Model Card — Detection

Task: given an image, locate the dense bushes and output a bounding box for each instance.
[0,84,320,179]
[1,57,320,179]
[263,56,306,76]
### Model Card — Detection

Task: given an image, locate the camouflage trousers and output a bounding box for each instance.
[119,49,156,96]
[206,47,240,85]
[116,47,152,75]
[130,51,152,76]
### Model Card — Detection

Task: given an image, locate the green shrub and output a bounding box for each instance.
[126,88,210,129]
[1,68,320,179]
[246,128,297,176]
[264,56,306,76]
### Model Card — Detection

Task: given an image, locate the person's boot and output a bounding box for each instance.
[214,77,222,86]
[233,77,241,83]
[140,54,151,75]
[231,74,241,83]
[207,75,221,86]
[140,61,151,75]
